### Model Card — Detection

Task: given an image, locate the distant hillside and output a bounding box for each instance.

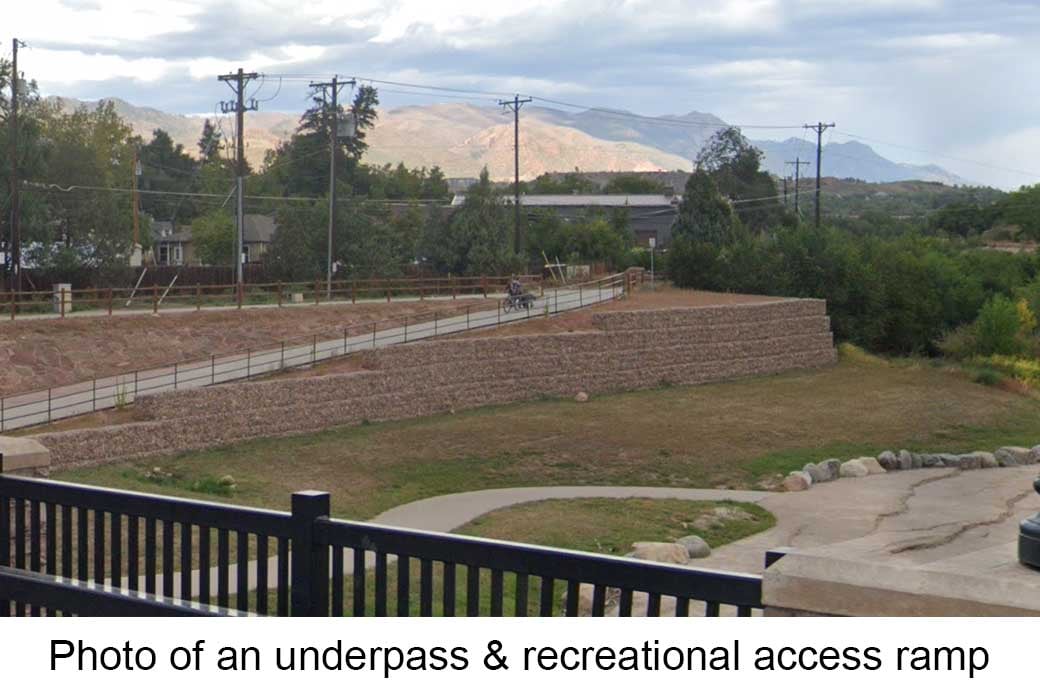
[46,96,966,185]
[754,138,969,186]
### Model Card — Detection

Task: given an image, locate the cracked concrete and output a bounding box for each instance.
[692,464,1040,575]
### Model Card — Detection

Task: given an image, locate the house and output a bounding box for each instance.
[152,221,195,266]
[150,214,277,266]
[241,214,276,263]
[449,193,681,247]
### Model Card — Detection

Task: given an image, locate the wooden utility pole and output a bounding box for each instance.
[310,75,356,299]
[498,94,532,255]
[132,148,141,249]
[218,68,259,287]
[8,38,26,293]
[784,157,811,216]
[805,122,835,228]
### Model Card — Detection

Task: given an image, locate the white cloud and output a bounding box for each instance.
[879,32,1009,50]
[949,127,1040,190]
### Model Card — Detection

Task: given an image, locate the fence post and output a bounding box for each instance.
[60,287,66,319]
[343,328,348,352]
[237,283,243,310]
[351,280,356,305]
[106,288,113,316]
[386,285,391,303]
[92,379,96,410]
[497,300,501,325]
[47,388,52,423]
[290,491,331,617]
[211,355,215,385]
[10,290,15,320]
[312,335,317,363]
[152,285,159,315]
[404,316,408,343]
[246,350,251,378]
[482,276,487,298]
[579,284,583,306]
[196,284,202,311]
[452,277,457,300]
[314,280,320,305]
[134,370,139,400]
[466,306,470,329]
[372,322,376,348]
[281,341,285,368]
[174,364,179,390]
[277,281,283,308]
[434,311,438,336]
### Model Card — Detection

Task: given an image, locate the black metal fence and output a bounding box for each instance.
[0,475,764,617]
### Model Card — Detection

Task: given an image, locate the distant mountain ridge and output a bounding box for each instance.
[46,96,965,185]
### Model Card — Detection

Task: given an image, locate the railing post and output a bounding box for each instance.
[404,316,408,343]
[312,335,317,363]
[343,327,348,352]
[277,281,283,308]
[482,276,487,298]
[152,284,159,315]
[174,364,179,390]
[351,280,356,304]
[290,491,331,617]
[47,388,52,423]
[246,350,251,377]
[372,322,377,348]
[210,356,215,385]
[466,306,470,329]
[196,284,202,311]
[60,287,66,319]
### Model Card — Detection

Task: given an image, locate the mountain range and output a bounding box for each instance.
[47,96,966,186]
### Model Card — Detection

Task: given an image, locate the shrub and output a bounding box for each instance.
[974,295,1022,356]
[938,324,978,360]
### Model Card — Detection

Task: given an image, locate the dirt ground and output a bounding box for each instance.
[442,285,781,339]
[0,298,494,395]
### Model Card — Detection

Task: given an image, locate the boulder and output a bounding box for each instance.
[783,471,813,491]
[629,542,689,565]
[802,462,829,483]
[677,535,711,559]
[819,459,842,480]
[571,583,619,616]
[877,451,899,471]
[898,450,914,471]
[995,446,1034,467]
[975,451,999,469]
[574,391,589,403]
[955,453,981,471]
[839,459,869,478]
[939,454,962,468]
[921,454,943,468]
[911,453,924,469]
[859,457,886,475]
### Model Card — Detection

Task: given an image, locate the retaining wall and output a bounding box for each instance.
[34,299,836,469]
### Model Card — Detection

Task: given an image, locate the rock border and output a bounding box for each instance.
[782,445,1040,492]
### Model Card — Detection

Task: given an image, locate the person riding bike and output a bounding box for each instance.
[508,277,523,298]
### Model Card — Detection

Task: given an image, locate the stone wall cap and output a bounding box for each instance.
[0,436,51,473]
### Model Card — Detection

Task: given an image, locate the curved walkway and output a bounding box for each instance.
[371,485,773,533]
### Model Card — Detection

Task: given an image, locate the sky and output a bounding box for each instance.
[6,0,1040,188]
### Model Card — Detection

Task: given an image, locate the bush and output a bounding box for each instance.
[938,324,978,360]
[974,295,1022,356]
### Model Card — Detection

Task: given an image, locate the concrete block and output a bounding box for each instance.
[0,437,51,472]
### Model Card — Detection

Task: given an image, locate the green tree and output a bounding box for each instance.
[695,127,787,232]
[198,119,223,163]
[602,174,670,194]
[191,209,234,265]
[975,295,1023,356]
[672,169,734,245]
[426,168,520,275]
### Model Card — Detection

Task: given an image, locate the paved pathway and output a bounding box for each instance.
[150,465,1040,601]
[1,285,616,432]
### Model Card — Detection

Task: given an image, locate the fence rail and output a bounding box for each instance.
[0,475,763,617]
[2,274,542,320]
[0,272,633,433]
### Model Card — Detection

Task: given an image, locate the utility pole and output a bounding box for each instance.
[218,68,259,287]
[804,122,835,228]
[498,94,532,255]
[784,157,811,216]
[132,148,141,255]
[8,38,26,293]
[310,75,356,299]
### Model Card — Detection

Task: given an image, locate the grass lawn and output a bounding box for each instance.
[454,498,775,555]
[56,348,1040,521]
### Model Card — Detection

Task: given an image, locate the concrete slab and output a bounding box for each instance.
[0,436,50,472]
